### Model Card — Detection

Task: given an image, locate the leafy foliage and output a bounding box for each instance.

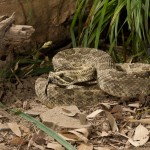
[70,0,150,61]
[0,46,53,79]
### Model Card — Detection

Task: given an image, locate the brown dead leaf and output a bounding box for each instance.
[122,107,135,114]
[78,143,93,150]
[40,106,90,129]
[79,113,88,125]
[128,124,149,146]
[74,128,89,138]
[87,109,103,120]
[100,103,111,109]
[105,111,118,132]
[25,105,49,116]
[8,122,21,137]
[58,132,77,142]
[9,136,26,146]
[69,130,88,143]
[128,118,150,124]
[102,121,111,132]
[32,133,46,145]
[128,103,140,108]
[0,143,10,150]
[111,105,122,113]
[47,142,65,150]
[97,147,111,150]
[101,131,110,137]
[0,123,9,131]
[61,107,79,117]
[59,128,89,142]
[19,125,30,134]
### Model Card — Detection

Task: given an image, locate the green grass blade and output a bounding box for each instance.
[95,0,108,48]
[70,0,86,47]
[0,103,76,150]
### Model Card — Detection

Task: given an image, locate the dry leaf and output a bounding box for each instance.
[97,147,111,150]
[87,109,103,120]
[47,142,65,150]
[59,128,89,142]
[0,143,10,150]
[78,143,93,150]
[79,113,87,125]
[128,118,150,124]
[128,124,149,146]
[74,128,89,137]
[122,107,135,113]
[100,103,111,109]
[105,111,118,132]
[128,103,140,108]
[0,123,9,131]
[111,105,122,113]
[102,121,111,132]
[10,136,26,146]
[69,130,88,143]
[40,106,89,129]
[8,122,21,137]
[32,133,46,145]
[19,125,30,134]
[101,131,110,137]
[58,132,78,141]
[61,108,78,117]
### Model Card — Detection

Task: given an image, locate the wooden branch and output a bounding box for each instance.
[3,25,35,46]
[0,13,35,50]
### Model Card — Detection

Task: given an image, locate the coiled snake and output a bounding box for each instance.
[35,48,150,108]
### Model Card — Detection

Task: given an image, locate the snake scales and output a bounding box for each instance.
[35,48,150,108]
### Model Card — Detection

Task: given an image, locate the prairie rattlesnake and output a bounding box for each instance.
[35,48,150,107]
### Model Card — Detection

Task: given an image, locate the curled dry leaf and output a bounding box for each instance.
[128,124,149,147]
[86,109,103,120]
[69,130,88,143]
[59,128,89,143]
[100,103,111,109]
[74,128,89,138]
[7,122,21,137]
[105,111,118,132]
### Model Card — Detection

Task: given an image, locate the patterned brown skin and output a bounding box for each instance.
[35,48,150,108]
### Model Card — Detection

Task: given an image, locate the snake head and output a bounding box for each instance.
[48,71,74,87]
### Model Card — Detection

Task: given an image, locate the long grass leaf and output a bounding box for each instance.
[95,0,108,48]
[0,103,76,150]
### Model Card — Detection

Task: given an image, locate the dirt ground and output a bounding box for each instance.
[0,76,150,150]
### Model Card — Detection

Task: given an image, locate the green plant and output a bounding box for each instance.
[0,42,53,79]
[71,0,150,62]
